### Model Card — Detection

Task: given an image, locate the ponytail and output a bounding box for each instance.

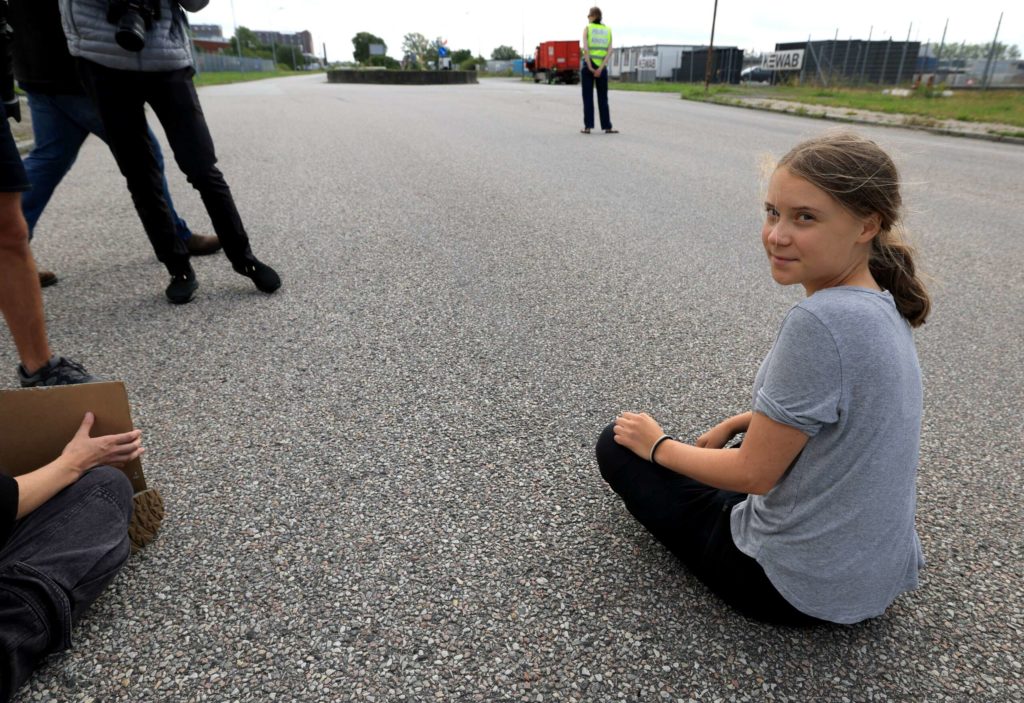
[869,229,930,327]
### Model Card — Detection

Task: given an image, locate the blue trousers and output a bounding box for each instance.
[22,91,193,243]
[0,467,132,702]
[581,68,612,131]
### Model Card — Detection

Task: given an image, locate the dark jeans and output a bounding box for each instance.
[76,60,255,275]
[595,424,820,626]
[22,91,193,242]
[0,466,132,702]
[581,67,612,130]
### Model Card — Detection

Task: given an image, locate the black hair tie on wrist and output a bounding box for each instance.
[649,434,673,465]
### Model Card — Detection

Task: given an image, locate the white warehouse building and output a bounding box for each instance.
[606,44,698,81]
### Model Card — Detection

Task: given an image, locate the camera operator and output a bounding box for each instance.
[0,0,94,386]
[58,0,281,304]
[7,0,222,290]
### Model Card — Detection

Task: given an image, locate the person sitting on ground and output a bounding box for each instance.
[0,9,93,386]
[0,412,143,702]
[8,0,221,289]
[596,131,929,625]
[58,0,280,304]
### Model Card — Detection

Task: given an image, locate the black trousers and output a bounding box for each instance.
[595,423,821,626]
[76,60,255,274]
[581,67,611,130]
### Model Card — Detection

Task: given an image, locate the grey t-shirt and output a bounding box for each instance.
[731,287,925,624]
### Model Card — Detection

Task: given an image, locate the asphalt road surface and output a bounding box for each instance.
[8,75,1022,702]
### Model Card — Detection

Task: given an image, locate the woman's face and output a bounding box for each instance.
[762,166,879,295]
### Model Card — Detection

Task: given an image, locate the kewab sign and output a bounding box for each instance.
[761,50,804,71]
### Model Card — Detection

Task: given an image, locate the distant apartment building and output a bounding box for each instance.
[190,23,230,53]
[190,24,223,39]
[253,30,314,54]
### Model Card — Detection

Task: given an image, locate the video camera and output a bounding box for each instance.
[0,0,20,122]
[107,0,161,52]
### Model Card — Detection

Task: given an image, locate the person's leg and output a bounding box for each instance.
[581,68,595,130]
[0,112,52,374]
[144,127,194,244]
[596,423,742,570]
[74,60,190,276]
[595,423,819,625]
[144,71,255,266]
[0,467,132,701]
[20,93,91,238]
[596,71,612,131]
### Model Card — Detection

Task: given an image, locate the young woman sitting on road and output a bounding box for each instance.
[596,131,930,625]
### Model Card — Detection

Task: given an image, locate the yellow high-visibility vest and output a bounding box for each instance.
[587,23,612,67]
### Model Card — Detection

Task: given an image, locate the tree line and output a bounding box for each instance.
[934,41,1020,61]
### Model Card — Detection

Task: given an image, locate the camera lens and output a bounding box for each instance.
[115,10,146,51]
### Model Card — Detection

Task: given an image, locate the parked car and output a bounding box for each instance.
[740,66,773,83]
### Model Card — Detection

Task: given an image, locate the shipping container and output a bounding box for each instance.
[528,40,581,83]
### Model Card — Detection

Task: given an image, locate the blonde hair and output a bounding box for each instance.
[778,131,931,327]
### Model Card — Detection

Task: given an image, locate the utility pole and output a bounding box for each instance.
[229,0,243,71]
[896,22,911,85]
[982,12,1003,90]
[703,0,719,92]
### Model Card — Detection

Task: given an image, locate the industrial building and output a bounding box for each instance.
[607,45,697,81]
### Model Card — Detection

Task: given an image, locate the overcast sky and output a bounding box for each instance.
[191,1,1020,62]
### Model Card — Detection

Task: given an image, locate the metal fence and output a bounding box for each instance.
[673,47,744,84]
[767,16,1021,87]
[194,53,275,73]
[775,40,921,87]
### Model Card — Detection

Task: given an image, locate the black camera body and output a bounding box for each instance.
[107,0,162,52]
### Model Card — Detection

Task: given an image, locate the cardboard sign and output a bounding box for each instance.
[0,382,146,492]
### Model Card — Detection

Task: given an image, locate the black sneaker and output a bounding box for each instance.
[166,270,198,304]
[18,356,95,387]
[233,260,281,294]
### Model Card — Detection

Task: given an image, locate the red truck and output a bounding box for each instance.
[526,40,581,84]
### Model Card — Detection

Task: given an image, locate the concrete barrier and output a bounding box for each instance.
[327,70,478,85]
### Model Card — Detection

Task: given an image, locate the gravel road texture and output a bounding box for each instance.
[6,76,1022,702]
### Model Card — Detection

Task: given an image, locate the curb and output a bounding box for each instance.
[685,96,1024,147]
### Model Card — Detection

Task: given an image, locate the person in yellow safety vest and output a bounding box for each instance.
[580,6,618,134]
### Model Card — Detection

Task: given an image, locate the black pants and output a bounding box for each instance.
[581,67,611,130]
[76,60,255,275]
[595,423,821,626]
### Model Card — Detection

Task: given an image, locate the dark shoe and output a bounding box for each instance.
[18,355,95,387]
[166,270,198,304]
[604,129,619,134]
[233,260,281,294]
[38,269,58,287]
[129,487,164,553]
[186,233,222,256]
[581,128,591,134]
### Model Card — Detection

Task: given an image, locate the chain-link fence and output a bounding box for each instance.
[769,16,1021,87]
[194,53,275,74]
